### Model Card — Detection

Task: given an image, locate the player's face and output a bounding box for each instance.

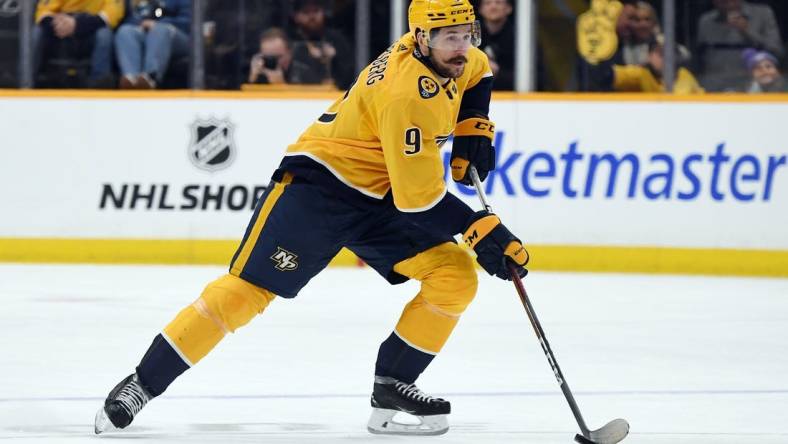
[428,25,475,79]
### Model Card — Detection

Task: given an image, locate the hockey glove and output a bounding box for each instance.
[463,211,529,280]
[451,117,496,185]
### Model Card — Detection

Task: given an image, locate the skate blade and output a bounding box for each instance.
[366,408,449,436]
[574,418,630,444]
[94,407,118,435]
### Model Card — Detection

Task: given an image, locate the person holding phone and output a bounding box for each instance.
[696,0,783,91]
[248,27,317,85]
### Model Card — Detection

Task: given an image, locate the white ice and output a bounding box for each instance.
[1,264,787,443]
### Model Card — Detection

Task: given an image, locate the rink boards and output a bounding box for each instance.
[0,91,786,276]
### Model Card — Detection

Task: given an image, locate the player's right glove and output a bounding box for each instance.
[450,117,496,185]
[462,211,529,280]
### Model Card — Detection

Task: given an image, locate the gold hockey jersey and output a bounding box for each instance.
[284,33,492,212]
[36,0,125,28]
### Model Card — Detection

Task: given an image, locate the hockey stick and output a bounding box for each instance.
[468,166,629,444]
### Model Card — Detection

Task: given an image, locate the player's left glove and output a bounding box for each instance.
[450,117,496,185]
[463,211,529,280]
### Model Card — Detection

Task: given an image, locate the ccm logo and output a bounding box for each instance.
[464,230,479,247]
[474,121,495,133]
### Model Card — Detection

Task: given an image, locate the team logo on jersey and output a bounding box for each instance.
[270,247,299,271]
[188,118,236,172]
[418,76,439,99]
[397,43,408,52]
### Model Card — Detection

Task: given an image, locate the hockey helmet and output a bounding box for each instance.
[408,0,481,50]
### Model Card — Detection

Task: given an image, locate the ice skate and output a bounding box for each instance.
[366,376,450,436]
[94,373,151,434]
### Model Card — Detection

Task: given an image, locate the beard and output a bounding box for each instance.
[431,55,467,79]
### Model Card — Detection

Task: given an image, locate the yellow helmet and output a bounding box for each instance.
[408,0,481,49]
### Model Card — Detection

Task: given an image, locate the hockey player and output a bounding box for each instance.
[95,0,528,436]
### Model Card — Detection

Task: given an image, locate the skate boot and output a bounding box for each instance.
[367,376,451,436]
[94,373,151,434]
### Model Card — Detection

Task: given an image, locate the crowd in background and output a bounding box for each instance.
[576,0,785,93]
[0,0,785,93]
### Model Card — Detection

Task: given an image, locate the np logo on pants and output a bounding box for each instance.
[270,247,299,271]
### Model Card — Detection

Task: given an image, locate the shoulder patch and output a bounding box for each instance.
[418,76,439,99]
[398,43,408,52]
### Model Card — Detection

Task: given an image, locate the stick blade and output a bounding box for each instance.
[588,418,630,444]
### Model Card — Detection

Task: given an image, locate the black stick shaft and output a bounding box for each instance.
[508,263,590,436]
[468,166,591,438]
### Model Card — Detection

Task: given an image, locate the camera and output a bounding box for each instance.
[263,55,280,70]
[135,0,166,19]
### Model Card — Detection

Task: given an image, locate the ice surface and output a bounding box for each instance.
[1,264,787,443]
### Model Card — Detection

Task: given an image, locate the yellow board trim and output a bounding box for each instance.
[530,245,788,277]
[0,238,786,277]
[0,238,361,267]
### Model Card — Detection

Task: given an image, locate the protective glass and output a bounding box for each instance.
[428,21,482,51]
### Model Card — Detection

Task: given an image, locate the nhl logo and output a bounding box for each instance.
[0,0,21,17]
[188,118,236,172]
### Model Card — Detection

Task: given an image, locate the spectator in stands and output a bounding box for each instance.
[574,0,652,91]
[33,0,124,88]
[696,0,783,92]
[478,0,514,90]
[289,0,354,90]
[742,48,787,93]
[616,0,638,46]
[620,2,693,71]
[248,27,317,85]
[590,35,704,94]
[622,1,659,66]
[114,0,191,89]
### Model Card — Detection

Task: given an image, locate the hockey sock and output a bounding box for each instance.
[136,333,189,397]
[375,331,435,384]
